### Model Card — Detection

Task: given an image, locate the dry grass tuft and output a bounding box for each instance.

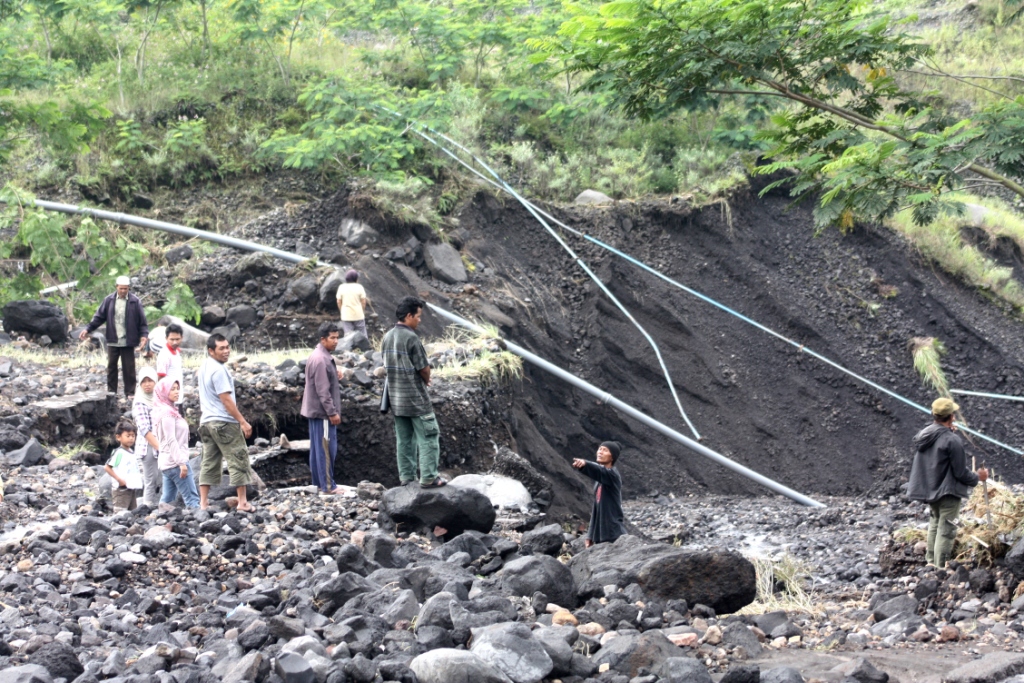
[894,480,1024,567]
[738,554,821,616]
[430,324,523,386]
[0,346,107,370]
[908,336,950,397]
[954,479,1024,566]
[55,440,97,461]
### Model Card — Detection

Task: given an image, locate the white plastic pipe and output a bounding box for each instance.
[20,197,825,507]
[427,303,826,508]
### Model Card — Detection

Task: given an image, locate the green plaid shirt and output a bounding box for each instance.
[382,324,433,417]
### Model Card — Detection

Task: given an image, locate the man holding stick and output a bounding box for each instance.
[907,397,988,568]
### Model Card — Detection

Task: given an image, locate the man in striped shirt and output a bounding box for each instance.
[381,297,446,488]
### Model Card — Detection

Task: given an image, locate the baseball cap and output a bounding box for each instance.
[932,397,959,418]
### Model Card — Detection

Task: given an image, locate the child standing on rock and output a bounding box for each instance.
[105,421,143,510]
[153,377,200,509]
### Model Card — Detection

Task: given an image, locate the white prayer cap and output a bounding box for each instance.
[115,276,131,286]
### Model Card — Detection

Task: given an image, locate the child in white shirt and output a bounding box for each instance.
[105,421,143,510]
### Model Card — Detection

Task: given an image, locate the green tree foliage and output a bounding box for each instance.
[0,17,109,164]
[548,0,1024,228]
[229,0,323,87]
[261,77,432,175]
[146,280,202,323]
[0,187,149,323]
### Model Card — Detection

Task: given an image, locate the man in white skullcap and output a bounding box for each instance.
[80,275,149,397]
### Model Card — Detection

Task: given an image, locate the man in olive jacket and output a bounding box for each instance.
[301,321,343,494]
[907,397,988,567]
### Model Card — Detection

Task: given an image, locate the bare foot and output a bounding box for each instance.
[236,503,254,513]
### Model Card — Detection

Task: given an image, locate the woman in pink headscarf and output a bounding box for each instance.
[152,377,200,508]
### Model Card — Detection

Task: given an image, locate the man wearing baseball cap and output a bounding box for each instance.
[907,397,988,567]
[80,276,149,397]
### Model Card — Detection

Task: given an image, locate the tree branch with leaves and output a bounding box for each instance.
[543,0,1024,228]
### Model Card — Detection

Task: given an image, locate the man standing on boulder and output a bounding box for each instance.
[197,333,255,511]
[336,269,369,338]
[80,276,148,398]
[302,321,344,494]
[381,296,446,488]
[157,323,184,402]
[573,441,627,547]
[908,398,988,568]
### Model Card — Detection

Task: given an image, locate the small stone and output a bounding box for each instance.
[551,610,578,626]
[668,633,699,647]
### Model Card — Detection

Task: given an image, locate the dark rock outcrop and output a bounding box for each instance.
[568,535,756,614]
[378,485,496,537]
[2,300,68,343]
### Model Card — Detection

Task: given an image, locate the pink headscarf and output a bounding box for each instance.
[153,376,181,420]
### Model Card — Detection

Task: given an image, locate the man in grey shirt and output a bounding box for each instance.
[197,333,254,511]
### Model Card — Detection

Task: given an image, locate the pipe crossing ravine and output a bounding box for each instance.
[16,198,826,507]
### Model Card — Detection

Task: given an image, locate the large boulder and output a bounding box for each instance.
[211,322,241,343]
[410,649,513,683]
[379,484,496,538]
[872,595,919,622]
[0,422,30,452]
[423,242,468,284]
[659,657,714,683]
[28,642,85,681]
[1004,537,1024,579]
[226,305,258,328]
[165,244,193,265]
[574,190,614,206]
[2,300,68,343]
[500,554,576,609]
[319,269,346,309]
[341,219,380,248]
[592,631,680,678]
[449,474,532,511]
[231,252,275,285]
[201,305,227,327]
[284,275,319,307]
[470,623,553,683]
[313,572,378,614]
[0,665,53,683]
[568,535,756,614]
[3,437,44,467]
[520,524,565,556]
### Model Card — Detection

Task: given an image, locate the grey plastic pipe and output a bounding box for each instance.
[426,303,826,508]
[21,197,824,507]
[32,199,320,266]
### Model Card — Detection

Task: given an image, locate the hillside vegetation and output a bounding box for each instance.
[1,0,1023,315]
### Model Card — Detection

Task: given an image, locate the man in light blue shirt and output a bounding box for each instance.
[197,333,254,511]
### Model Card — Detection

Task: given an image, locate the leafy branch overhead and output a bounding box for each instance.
[546,0,1024,228]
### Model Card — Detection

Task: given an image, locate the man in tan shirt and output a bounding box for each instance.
[336,269,369,338]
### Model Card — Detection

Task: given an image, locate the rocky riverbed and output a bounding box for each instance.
[3,454,1024,683]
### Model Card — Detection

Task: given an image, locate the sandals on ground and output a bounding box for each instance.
[420,477,448,488]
